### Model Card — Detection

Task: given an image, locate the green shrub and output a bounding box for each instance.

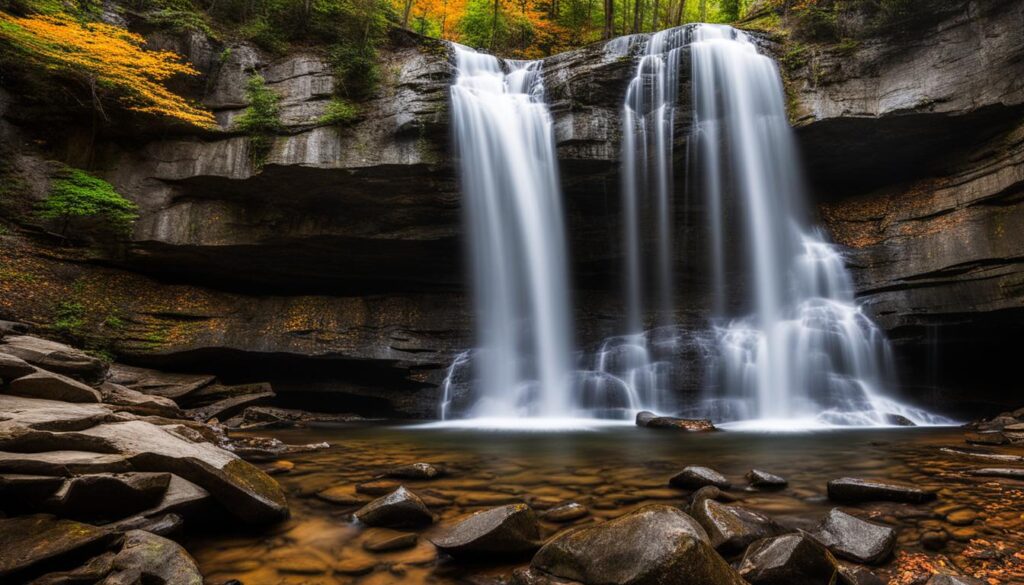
[234,74,281,167]
[37,166,138,238]
[54,300,85,333]
[319,97,358,125]
[793,6,838,42]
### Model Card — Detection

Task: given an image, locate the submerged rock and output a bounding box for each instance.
[691,498,781,554]
[812,509,896,564]
[827,477,936,504]
[429,503,541,558]
[8,370,101,403]
[354,486,433,528]
[542,502,589,523]
[362,528,418,552]
[530,504,745,585]
[670,466,731,490]
[383,462,443,479]
[746,469,787,489]
[0,514,119,579]
[738,533,840,585]
[969,468,1024,479]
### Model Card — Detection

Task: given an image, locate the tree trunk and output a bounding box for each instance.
[651,0,659,30]
[632,0,640,32]
[674,0,685,25]
[402,0,414,27]
[603,0,614,39]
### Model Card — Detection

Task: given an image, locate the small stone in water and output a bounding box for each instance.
[354,486,434,528]
[921,529,949,551]
[383,463,442,480]
[670,466,730,490]
[945,508,977,526]
[356,480,401,495]
[542,502,588,523]
[812,509,896,564]
[746,469,787,489]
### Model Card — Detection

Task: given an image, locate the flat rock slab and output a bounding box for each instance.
[0,395,115,432]
[8,371,101,403]
[429,503,541,558]
[531,504,746,585]
[0,353,34,380]
[739,532,839,585]
[98,383,183,418]
[670,466,731,490]
[184,391,274,423]
[354,486,433,528]
[107,364,214,400]
[75,420,289,524]
[0,474,65,512]
[827,477,936,504]
[0,335,107,384]
[0,514,119,579]
[812,509,896,564]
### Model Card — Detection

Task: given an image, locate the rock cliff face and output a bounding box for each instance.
[787,0,1024,411]
[1,1,1022,416]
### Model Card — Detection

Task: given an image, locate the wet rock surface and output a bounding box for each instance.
[690,497,781,554]
[531,505,744,585]
[747,469,787,489]
[738,532,840,585]
[0,514,119,579]
[635,411,717,431]
[670,466,731,490]
[354,486,434,528]
[812,508,897,564]
[429,503,541,558]
[827,477,937,504]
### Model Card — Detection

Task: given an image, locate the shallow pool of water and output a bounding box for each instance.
[187,425,1024,584]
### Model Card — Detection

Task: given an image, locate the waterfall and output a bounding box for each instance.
[688,24,948,427]
[442,45,575,420]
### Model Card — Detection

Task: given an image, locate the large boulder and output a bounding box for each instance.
[101,529,203,585]
[8,370,102,403]
[0,514,119,580]
[0,336,107,384]
[530,505,745,585]
[353,486,433,528]
[691,497,781,554]
[738,533,840,585]
[636,411,717,431]
[812,509,896,565]
[827,478,936,504]
[428,503,541,558]
[670,466,731,490]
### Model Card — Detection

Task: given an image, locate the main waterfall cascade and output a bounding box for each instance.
[441,45,577,421]
[440,28,951,427]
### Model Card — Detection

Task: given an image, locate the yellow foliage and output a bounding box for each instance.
[0,13,215,128]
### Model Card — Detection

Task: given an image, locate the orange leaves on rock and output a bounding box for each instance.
[0,13,215,128]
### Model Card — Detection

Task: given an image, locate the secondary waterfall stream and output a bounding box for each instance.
[441,28,949,427]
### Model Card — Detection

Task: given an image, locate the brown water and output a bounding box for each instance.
[187,425,1024,584]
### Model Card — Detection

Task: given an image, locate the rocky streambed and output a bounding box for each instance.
[2,327,1023,584]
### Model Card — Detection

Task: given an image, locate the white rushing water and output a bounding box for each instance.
[688,24,949,427]
[441,45,575,421]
